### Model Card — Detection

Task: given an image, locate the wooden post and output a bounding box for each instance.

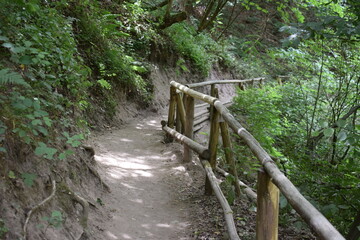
[209,84,216,118]
[259,79,264,88]
[183,95,194,163]
[239,82,245,91]
[176,92,186,131]
[176,103,181,132]
[220,121,241,196]
[206,88,220,195]
[182,92,187,134]
[256,168,279,240]
[168,86,177,128]
[166,86,177,142]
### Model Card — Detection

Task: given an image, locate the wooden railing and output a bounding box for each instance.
[162,79,345,240]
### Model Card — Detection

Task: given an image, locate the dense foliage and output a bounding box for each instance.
[230,0,359,237]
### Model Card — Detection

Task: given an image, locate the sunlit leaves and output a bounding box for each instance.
[323,128,334,138]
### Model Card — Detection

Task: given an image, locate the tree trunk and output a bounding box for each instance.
[198,0,228,32]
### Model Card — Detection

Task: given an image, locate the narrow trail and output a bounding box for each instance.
[92,114,195,240]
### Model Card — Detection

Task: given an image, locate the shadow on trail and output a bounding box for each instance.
[94,118,190,240]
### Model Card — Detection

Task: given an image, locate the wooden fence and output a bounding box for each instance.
[162,78,345,240]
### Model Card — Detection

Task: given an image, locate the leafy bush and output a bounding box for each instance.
[232,86,284,156]
[165,22,236,76]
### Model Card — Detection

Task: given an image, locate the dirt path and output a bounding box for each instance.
[92,114,195,240]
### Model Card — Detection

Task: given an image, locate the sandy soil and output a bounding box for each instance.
[91,113,197,240]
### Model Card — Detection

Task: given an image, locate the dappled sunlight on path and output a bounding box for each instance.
[93,116,191,240]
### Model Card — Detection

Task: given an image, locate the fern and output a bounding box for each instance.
[0,68,29,87]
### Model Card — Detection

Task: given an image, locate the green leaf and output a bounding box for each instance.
[34,110,48,117]
[319,120,328,128]
[96,198,105,206]
[37,126,49,136]
[44,210,63,228]
[131,65,147,73]
[0,68,29,87]
[34,142,57,159]
[199,132,208,136]
[311,130,320,137]
[24,41,33,48]
[31,119,42,126]
[58,153,66,160]
[69,140,81,147]
[337,131,347,142]
[2,42,14,51]
[280,195,288,209]
[21,173,37,187]
[18,129,27,138]
[0,147,6,153]
[51,210,62,218]
[323,128,334,137]
[336,119,347,127]
[33,100,41,110]
[307,22,324,32]
[225,174,235,184]
[43,117,52,127]
[19,55,33,65]
[226,187,235,205]
[346,137,356,145]
[23,98,33,107]
[25,2,40,12]
[97,79,111,90]
[0,36,9,41]
[8,171,16,179]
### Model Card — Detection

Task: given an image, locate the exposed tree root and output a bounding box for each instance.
[80,156,111,192]
[23,179,56,240]
[61,184,90,240]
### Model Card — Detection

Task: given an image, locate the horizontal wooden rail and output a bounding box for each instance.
[187,77,265,88]
[161,121,210,160]
[169,81,345,240]
[170,81,217,105]
[202,160,240,240]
